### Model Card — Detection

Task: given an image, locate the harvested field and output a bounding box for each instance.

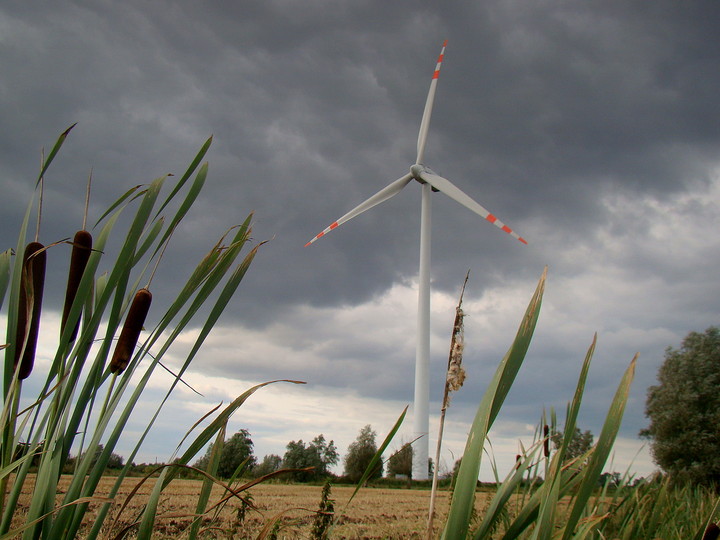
[10,475,496,538]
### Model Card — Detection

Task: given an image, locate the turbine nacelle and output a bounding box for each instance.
[411,164,440,191]
[410,163,433,181]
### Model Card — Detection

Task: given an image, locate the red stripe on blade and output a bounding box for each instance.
[329,222,339,229]
[432,70,440,79]
[486,214,497,223]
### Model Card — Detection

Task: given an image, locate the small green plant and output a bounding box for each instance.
[236,491,254,526]
[311,481,335,539]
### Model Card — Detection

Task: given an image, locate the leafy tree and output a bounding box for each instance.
[106,450,125,470]
[387,442,413,478]
[309,434,340,477]
[282,435,338,482]
[195,429,256,478]
[282,440,310,479]
[641,327,720,487]
[598,471,622,488]
[252,454,282,478]
[551,427,594,462]
[344,424,382,482]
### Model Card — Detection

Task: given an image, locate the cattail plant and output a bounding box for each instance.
[0,128,285,539]
[427,270,469,539]
[60,170,94,341]
[13,160,49,381]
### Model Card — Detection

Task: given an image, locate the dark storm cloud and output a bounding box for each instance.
[4,2,720,305]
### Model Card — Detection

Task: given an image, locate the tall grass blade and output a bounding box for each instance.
[472,443,543,539]
[0,250,11,312]
[523,335,597,540]
[153,135,212,220]
[442,267,546,540]
[500,463,585,539]
[151,162,208,257]
[188,424,226,540]
[34,124,76,188]
[560,353,637,539]
[93,185,143,227]
[82,231,259,539]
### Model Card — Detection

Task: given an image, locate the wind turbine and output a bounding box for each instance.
[305,41,526,480]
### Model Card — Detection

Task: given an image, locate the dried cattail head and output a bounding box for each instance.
[515,454,522,469]
[61,230,93,341]
[110,288,152,375]
[543,425,550,458]
[446,360,466,392]
[14,242,46,379]
[446,306,466,392]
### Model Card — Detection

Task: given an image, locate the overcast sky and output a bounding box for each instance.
[2,1,720,480]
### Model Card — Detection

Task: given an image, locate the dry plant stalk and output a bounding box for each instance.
[427,270,469,539]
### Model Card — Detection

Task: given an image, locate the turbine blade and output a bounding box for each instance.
[418,170,528,244]
[416,40,448,165]
[305,173,413,246]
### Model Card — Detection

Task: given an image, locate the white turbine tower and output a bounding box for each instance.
[305,41,526,480]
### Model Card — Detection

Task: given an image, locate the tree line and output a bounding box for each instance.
[30,327,716,488]
[191,424,390,482]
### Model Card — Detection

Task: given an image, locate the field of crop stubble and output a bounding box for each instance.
[12,474,502,538]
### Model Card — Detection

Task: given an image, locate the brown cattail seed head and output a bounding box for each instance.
[61,230,93,341]
[110,288,152,375]
[543,425,550,458]
[14,242,46,379]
